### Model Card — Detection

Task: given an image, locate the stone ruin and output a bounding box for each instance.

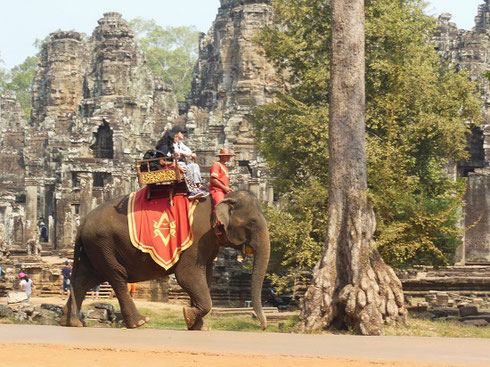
[184,0,277,201]
[0,2,277,303]
[433,1,490,265]
[0,12,179,299]
[0,1,278,256]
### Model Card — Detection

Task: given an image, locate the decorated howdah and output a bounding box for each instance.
[128,186,198,269]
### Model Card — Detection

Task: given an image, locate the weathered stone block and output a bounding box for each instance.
[463,319,489,327]
[459,306,478,317]
[436,292,449,307]
[85,308,108,320]
[7,291,28,304]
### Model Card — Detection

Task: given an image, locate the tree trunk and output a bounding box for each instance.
[298,0,407,335]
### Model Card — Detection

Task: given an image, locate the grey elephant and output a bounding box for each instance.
[60,190,270,330]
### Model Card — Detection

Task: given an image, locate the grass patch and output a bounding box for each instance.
[209,314,299,332]
[139,308,187,330]
[136,308,489,338]
[137,307,299,333]
[385,317,490,338]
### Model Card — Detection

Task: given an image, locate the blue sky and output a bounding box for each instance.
[0,0,484,69]
[426,0,482,30]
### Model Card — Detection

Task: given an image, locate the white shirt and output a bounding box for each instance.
[20,278,33,296]
[173,140,193,158]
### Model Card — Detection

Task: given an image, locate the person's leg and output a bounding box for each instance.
[211,190,225,206]
[187,162,202,184]
[211,190,227,235]
[131,283,137,298]
[62,279,67,300]
[179,164,206,199]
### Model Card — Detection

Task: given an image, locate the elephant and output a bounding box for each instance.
[60,190,270,330]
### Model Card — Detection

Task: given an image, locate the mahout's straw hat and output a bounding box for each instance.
[215,148,236,157]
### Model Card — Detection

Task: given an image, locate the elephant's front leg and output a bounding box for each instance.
[103,263,149,328]
[175,265,212,330]
[111,280,149,328]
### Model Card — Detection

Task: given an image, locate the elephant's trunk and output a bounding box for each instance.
[251,218,270,330]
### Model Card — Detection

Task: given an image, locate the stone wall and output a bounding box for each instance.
[0,92,27,253]
[433,2,490,264]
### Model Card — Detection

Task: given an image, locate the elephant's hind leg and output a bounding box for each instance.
[175,266,212,330]
[61,257,100,327]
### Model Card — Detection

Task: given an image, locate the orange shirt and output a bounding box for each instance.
[209,162,229,190]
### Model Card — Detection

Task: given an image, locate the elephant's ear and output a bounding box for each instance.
[215,198,236,230]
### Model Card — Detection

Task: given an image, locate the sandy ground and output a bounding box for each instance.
[1,297,489,367]
[0,343,458,367]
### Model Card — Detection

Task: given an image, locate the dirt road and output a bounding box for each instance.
[0,323,489,367]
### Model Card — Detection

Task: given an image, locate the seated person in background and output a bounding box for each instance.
[209,148,235,205]
[155,126,208,199]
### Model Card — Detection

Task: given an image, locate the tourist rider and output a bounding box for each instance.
[155,126,208,199]
[172,126,206,188]
[209,147,235,205]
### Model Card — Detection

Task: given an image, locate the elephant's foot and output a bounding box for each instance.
[125,314,150,329]
[183,306,210,331]
[60,313,84,327]
[60,304,84,327]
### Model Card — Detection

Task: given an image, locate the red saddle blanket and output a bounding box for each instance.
[127,186,198,270]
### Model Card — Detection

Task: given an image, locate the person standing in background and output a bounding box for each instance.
[61,260,71,300]
[127,283,137,298]
[91,285,100,301]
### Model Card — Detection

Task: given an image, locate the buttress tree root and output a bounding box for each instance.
[299,196,407,336]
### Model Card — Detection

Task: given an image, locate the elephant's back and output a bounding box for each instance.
[80,195,130,241]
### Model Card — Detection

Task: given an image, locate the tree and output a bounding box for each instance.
[297,0,406,336]
[4,56,38,117]
[0,43,42,119]
[0,54,8,92]
[253,0,481,288]
[130,19,199,101]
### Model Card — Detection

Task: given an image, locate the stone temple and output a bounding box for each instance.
[433,0,490,264]
[0,0,489,280]
[1,13,179,255]
[0,1,279,257]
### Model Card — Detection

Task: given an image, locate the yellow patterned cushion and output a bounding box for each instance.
[138,169,178,186]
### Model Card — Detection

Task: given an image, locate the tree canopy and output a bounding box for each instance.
[253,0,481,291]
[130,19,199,101]
[0,46,41,119]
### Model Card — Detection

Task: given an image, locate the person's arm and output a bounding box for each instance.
[174,141,194,158]
[210,177,233,193]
